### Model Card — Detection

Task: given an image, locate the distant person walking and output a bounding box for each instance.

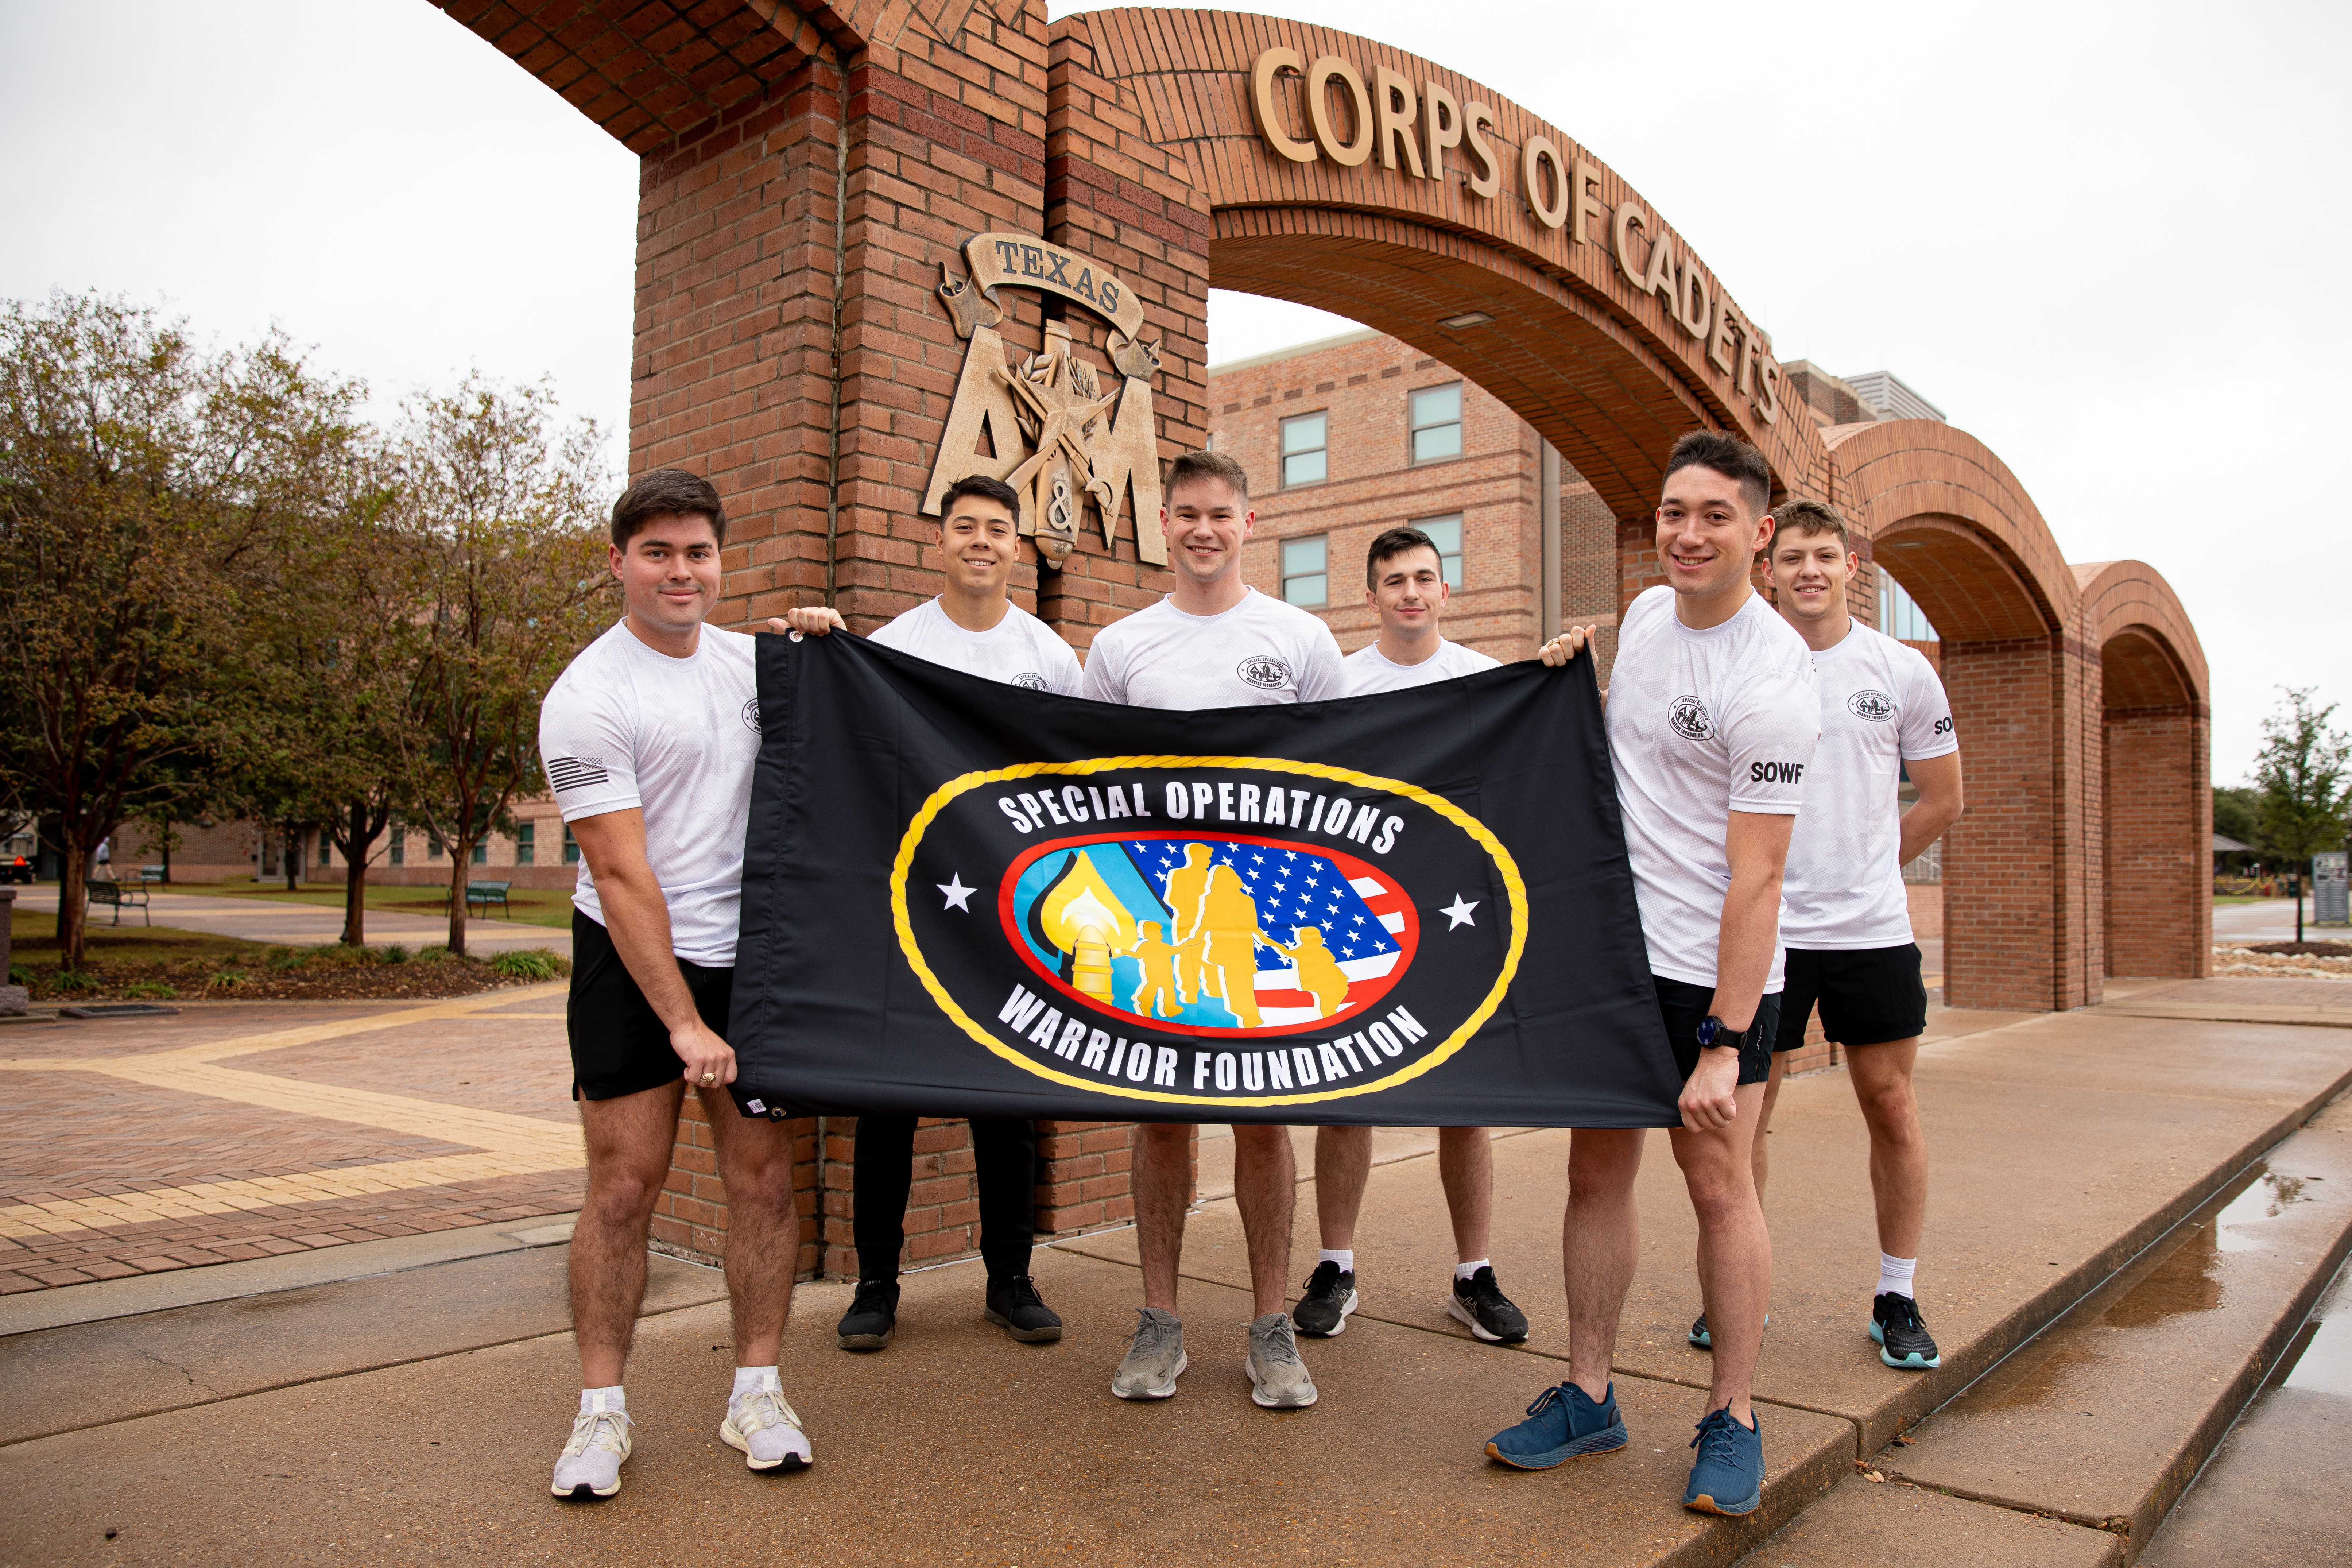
[537,469,810,1499]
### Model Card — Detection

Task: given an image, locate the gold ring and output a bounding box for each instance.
[700,1072,716,1083]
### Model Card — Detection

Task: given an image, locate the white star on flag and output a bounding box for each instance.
[1441,895,1479,929]
[938,874,975,912]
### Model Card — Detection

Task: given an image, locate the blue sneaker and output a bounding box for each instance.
[1682,1407,1764,1515]
[1688,1309,1768,1350]
[1870,1292,1942,1369]
[1484,1381,1628,1469]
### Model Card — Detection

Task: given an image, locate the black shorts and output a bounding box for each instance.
[567,910,734,1101]
[1653,976,1778,1088]
[1774,944,1927,1052]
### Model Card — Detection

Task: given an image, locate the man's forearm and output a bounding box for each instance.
[596,870,702,1035]
[1898,800,1960,868]
[1709,873,1781,1032]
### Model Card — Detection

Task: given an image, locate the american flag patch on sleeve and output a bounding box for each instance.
[546,756,610,793]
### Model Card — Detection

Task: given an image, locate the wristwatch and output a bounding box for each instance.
[1695,1015,1751,1052]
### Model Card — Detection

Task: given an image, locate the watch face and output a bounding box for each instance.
[1697,1015,1720,1047]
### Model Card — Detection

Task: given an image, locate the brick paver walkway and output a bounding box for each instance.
[0,990,582,1291]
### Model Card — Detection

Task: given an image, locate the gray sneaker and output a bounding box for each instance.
[1246,1312,1319,1409]
[1112,1307,1188,1400]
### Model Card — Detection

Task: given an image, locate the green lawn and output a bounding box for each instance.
[150,875,574,929]
[11,908,271,970]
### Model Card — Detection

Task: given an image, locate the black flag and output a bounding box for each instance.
[728,633,1681,1128]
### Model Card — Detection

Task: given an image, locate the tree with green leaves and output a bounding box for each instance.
[385,376,611,955]
[0,291,363,967]
[2252,687,2352,943]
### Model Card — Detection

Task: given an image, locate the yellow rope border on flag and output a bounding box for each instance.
[888,755,1528,1107]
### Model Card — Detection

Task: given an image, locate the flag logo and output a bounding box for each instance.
[1003,832,1418,1038]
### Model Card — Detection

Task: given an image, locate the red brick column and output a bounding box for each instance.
[2104,705,2213,977]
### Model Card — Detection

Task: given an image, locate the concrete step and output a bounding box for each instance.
[1737,1095,2352,1565]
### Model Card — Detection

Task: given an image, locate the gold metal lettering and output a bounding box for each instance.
[1522,135,1568,229]
[1572,158,1606,249]
[1462,102,1501,198]
[1639,222,1678,314]
[1374,65,1424,176]
[1422,81,1461,181]
[1249,47,1316,163]
[1676,258,1711,341]
[1709,297,1742,379]
[1306,57,1373,167]
[1612,200,1648,285]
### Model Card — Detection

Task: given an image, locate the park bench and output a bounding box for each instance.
[465,880,512,919]
[86,879,151,926]
[139,865,166,884]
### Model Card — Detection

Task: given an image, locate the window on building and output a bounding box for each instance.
[1409,383,1463,464]
[516,822,535,866]
[563,822,579,866]
[1280,535,1328,607]
[1280,412,1327,487]
[389,827,404,867]
[472,838,488,865]
[1879,569,1939,642]
[427,832,443,860]
[317,833,331,868]
[1411,514,1465,589]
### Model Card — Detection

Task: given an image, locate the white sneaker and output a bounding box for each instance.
[721,1385,813,1472]
[1246,1312,1319,1409]
[551,1396,633,1498]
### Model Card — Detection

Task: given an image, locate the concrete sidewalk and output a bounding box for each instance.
[4,991,2349,1565]
[16,886,570,956]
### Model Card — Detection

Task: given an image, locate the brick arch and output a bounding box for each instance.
[2077,562,2212,980]
[1049,9,1837,519]
[1821,419,2097,1011]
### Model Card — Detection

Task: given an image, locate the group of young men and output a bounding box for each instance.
[535,431,1961,1521]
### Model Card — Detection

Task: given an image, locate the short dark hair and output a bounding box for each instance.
[1165,450,1250,503]
[1365,526,1442,588]
[611,468,726,549]
[941,473,1021,522]
[1772,497,1850,551]
[1662,430,1771,516]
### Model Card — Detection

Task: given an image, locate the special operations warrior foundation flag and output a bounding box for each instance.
[727,633,1682,1127]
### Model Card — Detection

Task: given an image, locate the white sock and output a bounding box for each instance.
[1318,1248,1355,1274]
[1878,1253,1917,1300]
[1454,1258,1491,1282]
[729,1365,778,1406]
[579,1385,625,1416]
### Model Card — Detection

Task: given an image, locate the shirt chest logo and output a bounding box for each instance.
[1667,694,1715,742]
[742,698,763,732]
[1846,689,1895,723]
[1012,672,1050,692]
[1237,654,1293,691]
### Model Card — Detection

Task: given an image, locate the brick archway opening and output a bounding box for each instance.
[2101,627,2210,977]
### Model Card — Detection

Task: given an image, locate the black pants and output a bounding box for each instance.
[852,1116,1038,1283]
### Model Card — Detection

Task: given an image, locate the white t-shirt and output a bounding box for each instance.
[1780,622,1958,949]
[1344,637,1502,694]
[536,619,762,967]
[1079,588,1348,709]
[1605,585,1821,991]
[869,597,1081,694]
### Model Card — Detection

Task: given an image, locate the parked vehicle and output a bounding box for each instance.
[2,856,31,884]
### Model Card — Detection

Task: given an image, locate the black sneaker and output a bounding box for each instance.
[1290,1260,1358,1337]
[836,1277,899,1351]
[1871,1292,1941,1369]
[1447,1266,1529,1343]
[1689,1309,1768,1350]
[984,1274,1063,1343]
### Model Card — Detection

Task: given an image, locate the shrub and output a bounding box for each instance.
[491,948,570,982]
[208,968,247,991]
[7,962,30,988]
[54,969,96,991]
[266,948,308,972]
[125,982,179,1000]
[415,945,457,964]
[380,944,410,965]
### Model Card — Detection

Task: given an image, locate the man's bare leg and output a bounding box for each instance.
[1847,1038,1926,1258]
[1231,1124,1296,1316]
[703,1084,799,1367]
[572,1081,687,1387]
[1135,1122,1196,1310]
[1438,1127,1493,1261]
[1670,1083,1771,1424]
[1564,1128,1644,1401]
[1311,1125,1372,1250]
[1751,1052,1789,1200]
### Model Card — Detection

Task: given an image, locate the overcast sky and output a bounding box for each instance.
[3,0,2342,781]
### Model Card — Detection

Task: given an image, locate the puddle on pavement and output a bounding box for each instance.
[1945,1161,2323,1415]
[2274,1261,2352,1398]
